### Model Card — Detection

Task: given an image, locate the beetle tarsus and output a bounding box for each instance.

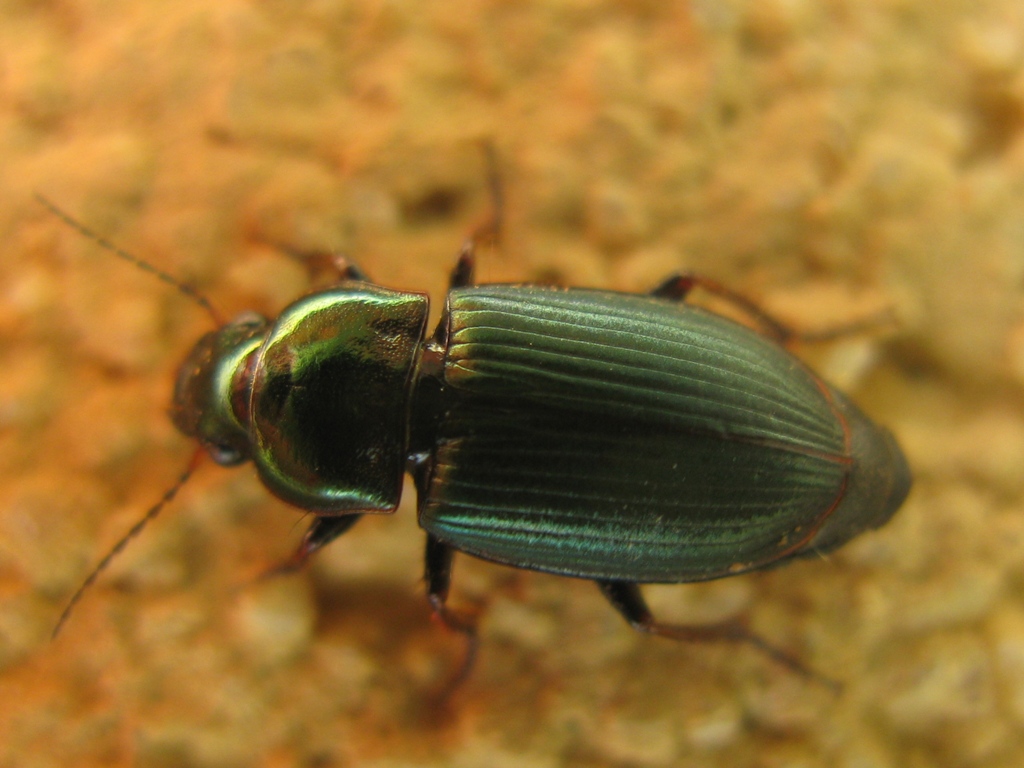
[446,141,504,292]
[465,138,504,252]
[269,243,369,284]
[425,534,480,695]
[736,626,843,693]
[787,307,898,344]
[428,594,480,696]
[596,580,840,692]
[654,272,894,348]
[652,273,796,343]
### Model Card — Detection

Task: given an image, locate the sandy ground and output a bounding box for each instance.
[2,1,1024,766]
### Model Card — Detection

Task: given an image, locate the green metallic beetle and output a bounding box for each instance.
[167,240,910,683]
[40,179,910,680]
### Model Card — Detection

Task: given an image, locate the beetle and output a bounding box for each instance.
[43,194,910,688]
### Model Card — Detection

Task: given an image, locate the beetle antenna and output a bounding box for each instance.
[52,448,206,640]
[34,194,224,326]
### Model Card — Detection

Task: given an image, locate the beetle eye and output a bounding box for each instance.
[206,443,245,466]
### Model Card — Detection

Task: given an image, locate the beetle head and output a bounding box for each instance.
[171,313,269,466]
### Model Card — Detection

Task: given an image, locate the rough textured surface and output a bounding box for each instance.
[1,1,1022,766]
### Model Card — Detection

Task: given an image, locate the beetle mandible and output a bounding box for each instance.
[43,178,911,688]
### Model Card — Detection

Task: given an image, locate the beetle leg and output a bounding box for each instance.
[465,139,505,258]
[299,249,370,284]
[652,273,893,346]
[446,141,505,292]
[448,241,476,288]
[327,255,370,282]
[432,240,475,348]
[596,580,840,691]
[650,274,797,344]
[425,534,480,691]
[260,240,370,285]
[423,232,477,348]
[259,514,363,578]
